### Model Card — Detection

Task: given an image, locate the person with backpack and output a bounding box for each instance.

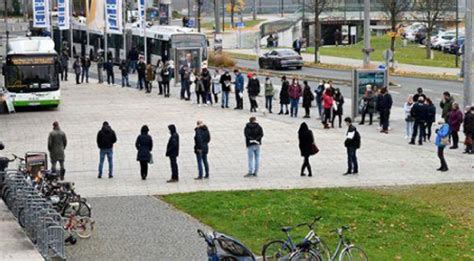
[194,121,211,179]
[135,125,153,180]
[343,117,361,175]
[435,119,450,172]
[298,122,316,177]
[302,80,314,118]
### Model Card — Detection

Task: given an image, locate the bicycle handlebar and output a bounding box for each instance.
[297,216,322,229]
[331,225,350,234]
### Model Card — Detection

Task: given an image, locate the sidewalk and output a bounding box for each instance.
[226,48,461,76]
[0,201,43,261]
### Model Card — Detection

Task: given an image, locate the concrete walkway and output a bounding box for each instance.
[0,201,43,261]
[226,48,461,76]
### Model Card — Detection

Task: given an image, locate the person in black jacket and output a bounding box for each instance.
[97,121,117,178]
[343,117,361,175]
[247,73,261,113]
[104,59,115,85]
[409,96,427,145]
[161,61,172,97]
[279,76,290,115]
[135,125,153,180]
[194,121,211,179]
[120,60,130,87]
[376,87,393,133]
[81,56,91,83]
[302,81,314,118]
[166,125,180,183]
[298,122,315,177]
[137,57,147,90]
[331,88,345,128]
[424,98,436,142]
[244,117,264,177]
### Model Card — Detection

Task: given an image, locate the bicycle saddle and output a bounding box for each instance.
[281,226,293,233]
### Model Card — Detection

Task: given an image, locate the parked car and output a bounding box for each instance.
[446,38,465,54]
[416,27,445,44]
[403,23,426,42]
[258,49,303,70]
[432,33,456,50]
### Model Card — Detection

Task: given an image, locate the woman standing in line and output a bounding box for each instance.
[331,88,345,128]
[211,69,222,105]
[279,76,290,115]
[135,125,153,180]
[403,95,415,140]
[448,102,464,149]
[425,98,436,141]
[288,78,302,117]
[359,85,375,125]
[435,120,450,172]
[302,80,314,118]
[298,122,316,177]
[322,89,334,129]
[145,64,155,93]
[264,77,274,113]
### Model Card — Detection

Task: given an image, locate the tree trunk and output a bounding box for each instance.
[231,6,235,27]
[426,29,432,59]
[314,0,320,63]
[197,1,201,32]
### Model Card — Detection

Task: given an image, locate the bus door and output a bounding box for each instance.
[174,47,202,85]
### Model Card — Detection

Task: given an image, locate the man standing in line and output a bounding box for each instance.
[81,56,91,83]
[234,69,244,110]
[104,59,115,85]
[60,51,69,81]
[343,117,361,175]
[166,124,180,183]
[128,47,139,74]
[97,53,104,84]
[179,53,193,100]
[247,73,261,113]
[97,122,117,179]
[439,91,454,122]
[244,117,264,177]
[194,121,211,180]
[120,59,131,87]
[48,122,67,180]
[72,57,82,85]
[137,57,147,90]
[376,87,393,134]
[409,96,427,145]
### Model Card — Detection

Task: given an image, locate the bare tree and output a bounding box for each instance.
[305,0,331,63]
[415,0,455,59]
[380,0,412,53]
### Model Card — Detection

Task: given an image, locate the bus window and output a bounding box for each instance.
[5,63,59,92]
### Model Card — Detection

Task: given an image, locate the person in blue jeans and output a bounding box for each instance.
[244,117,264,177]
[96,122,117,178]
[194,121,211,179]
[343,117,361,175]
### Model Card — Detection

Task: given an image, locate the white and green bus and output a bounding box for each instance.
[3,37,61,107]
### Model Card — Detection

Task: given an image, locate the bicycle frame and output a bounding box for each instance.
[329,228,352,261]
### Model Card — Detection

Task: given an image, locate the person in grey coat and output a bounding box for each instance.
[135,125,153,180]
[48,121,67,180]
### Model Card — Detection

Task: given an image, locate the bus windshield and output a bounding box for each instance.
[5,57,59,93]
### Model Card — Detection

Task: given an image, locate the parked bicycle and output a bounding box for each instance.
[64,210,95,244]
[262,216,328,261]
[198,229,257,261]
[326,226,368,261]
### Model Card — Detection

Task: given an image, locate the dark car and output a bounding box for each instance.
[258,49,304,70]
[447,38,464,54]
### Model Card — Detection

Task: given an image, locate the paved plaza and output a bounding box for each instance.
[1,80,472,198]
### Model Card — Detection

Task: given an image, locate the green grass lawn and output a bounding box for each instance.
[162,183,473,260]
[202,19,265,30]
[307,36,459,68]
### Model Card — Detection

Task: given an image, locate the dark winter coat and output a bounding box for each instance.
[166,125,179,157]
[448,109,464,132]
[440,97,454,121]
[464,112,474,135]
[194,125,211,154]
[220,73,232,92]
[161,66,172,83]
[376,93,393,112]
[120,62,129,76]
[128,49,139,61]
[426,104,436,123]
[279,80,290,105]
[137,61,147,76]
[302,86,314,108]
[97,125,117,149]
[244,122,264,147]
[104,61,114,74]
[344,125,361,149]
[315,84,324,102]
[247,78,261,96]
[136,133,153,162]
[362,91,376,113]
[298,129,314,157]
[201,70,212,92]
[333,93,345,115]
[410,102,427,122]
[48,129,67,162]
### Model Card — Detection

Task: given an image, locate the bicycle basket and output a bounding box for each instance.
[213,232,255,258]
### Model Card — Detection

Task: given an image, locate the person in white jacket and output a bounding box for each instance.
[403,95,415,139]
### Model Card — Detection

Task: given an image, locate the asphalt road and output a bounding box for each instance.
[235,58,465,106]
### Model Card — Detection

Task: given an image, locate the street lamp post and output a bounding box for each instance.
[455,0,459,67]
[362,0,372,67]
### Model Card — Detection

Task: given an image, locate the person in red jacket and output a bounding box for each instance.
[288,78,302,117]
[322,89,334,129]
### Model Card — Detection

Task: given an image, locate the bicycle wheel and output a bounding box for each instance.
[75,217,95,239]
[290,250,322,261]
[262,240,292,261]
[18,208,26,228]
[338,246,368,261]
[63,200,91,217]
[312,239,331,261]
